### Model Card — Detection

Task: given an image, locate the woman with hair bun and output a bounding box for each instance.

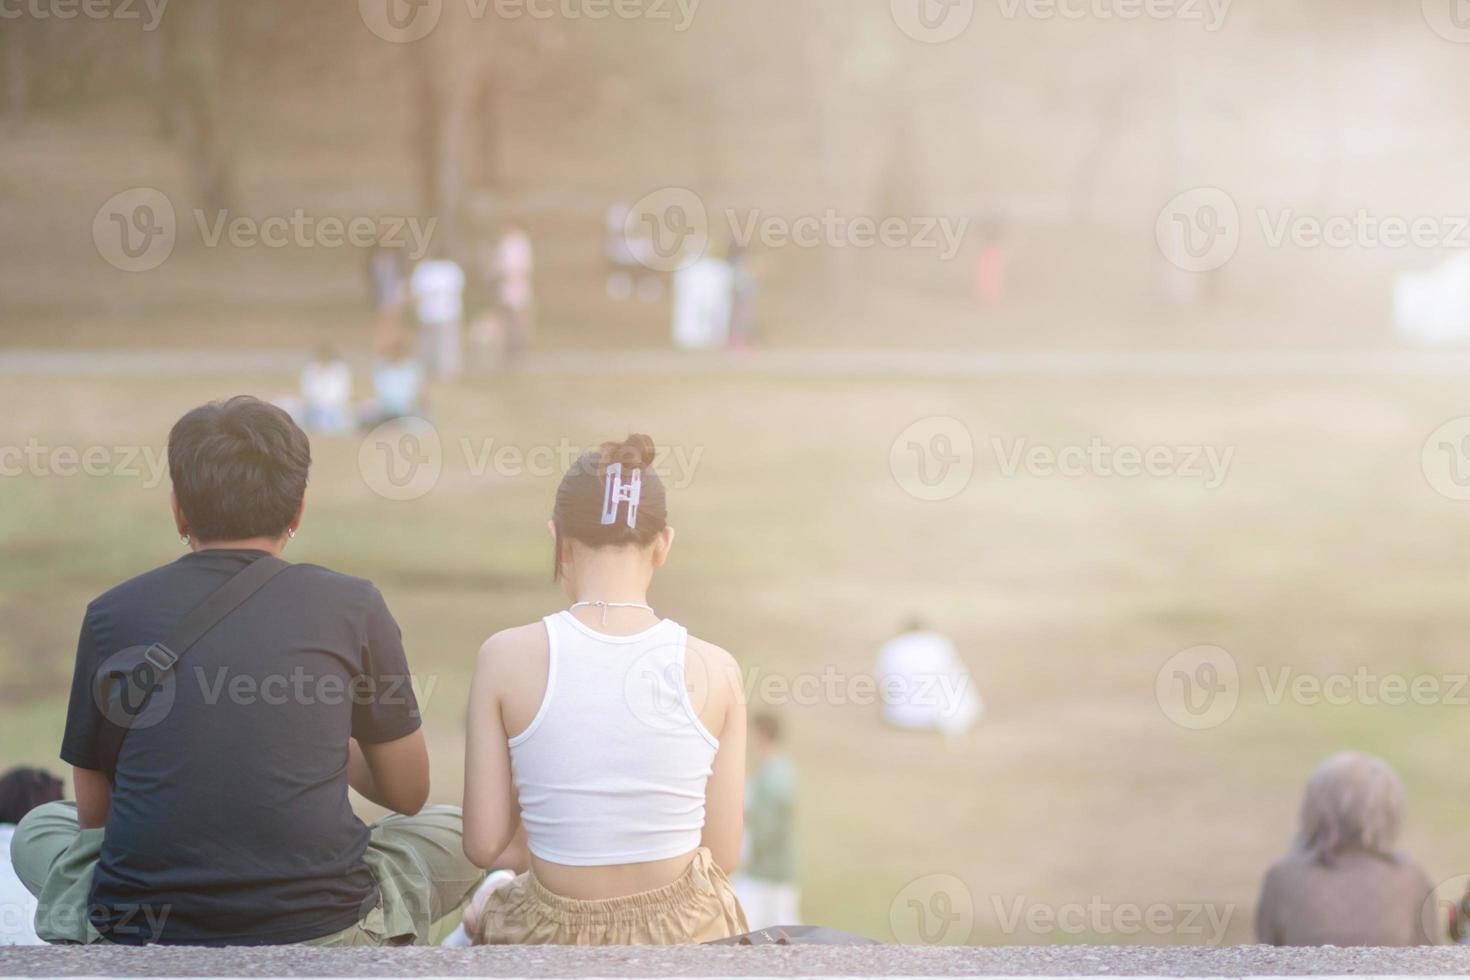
[462,435,749,945]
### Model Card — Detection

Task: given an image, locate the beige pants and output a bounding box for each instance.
[476,847,747,945]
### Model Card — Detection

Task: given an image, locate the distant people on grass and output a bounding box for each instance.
[411,256,466,380]
[875,619,982,736]
[731,713,799,929]
[672,250,733,350]
[297,345,353,435]
[975,215,1008,308]
[461,435,748,944]
[365,239,409,349]
[492,225,535,359]
[0,768,65,945]
[1256,752,1436,946]
[10,396,493,945]
[606,203,664,302]
[1394,253,1470,346]
[726,243,760,350]
[360,334,425,428]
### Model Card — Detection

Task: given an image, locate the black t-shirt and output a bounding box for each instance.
[61,549,421,946]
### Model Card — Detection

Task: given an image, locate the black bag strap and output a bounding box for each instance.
[98,555,292,780]
[159,555,292,662]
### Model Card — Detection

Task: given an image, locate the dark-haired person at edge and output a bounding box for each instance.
[1,769,65,945]
[461,435,749,944]
[9,396,491,946]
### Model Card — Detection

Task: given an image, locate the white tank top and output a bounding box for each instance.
[508,611,720,866]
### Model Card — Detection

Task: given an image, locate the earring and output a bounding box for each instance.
[288,529,296,539]
[180,534,190,545]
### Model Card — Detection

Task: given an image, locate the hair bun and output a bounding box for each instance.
[614,434,657,470]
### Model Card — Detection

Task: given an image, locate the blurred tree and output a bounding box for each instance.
[412,7,488,259]
[170,0,237,215]
[0,19,32,124]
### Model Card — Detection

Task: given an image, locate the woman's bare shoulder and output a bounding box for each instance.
[476,621,550,674]
[684,632,742,693]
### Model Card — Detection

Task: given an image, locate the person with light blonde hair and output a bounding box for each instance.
[1256,751,1435,946]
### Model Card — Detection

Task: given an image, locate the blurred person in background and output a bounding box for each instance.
[1256,752,1435,946]
[731,712,798,929]
[672,250,732,351]
[10,397,484,945]
[605,203,638,301]
[875,619,982,736]
[365,238,408,350]
[360,334,426,428]
[726,242,760,351]
[297,345,353,435]
[606,203,664,302]
[0,768,65,945]
[461,435,748,944]
[974,214,1008,308]
[493,224,535,360]
[410,255,466,380]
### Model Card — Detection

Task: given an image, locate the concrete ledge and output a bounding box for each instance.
[6,946,1470,978]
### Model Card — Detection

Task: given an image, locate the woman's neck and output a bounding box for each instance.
[569,582,650,606]
[566,553,651,607]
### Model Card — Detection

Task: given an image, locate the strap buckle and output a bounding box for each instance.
[143,643,179,672]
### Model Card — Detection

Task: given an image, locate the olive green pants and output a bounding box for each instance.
[11,801,482,946]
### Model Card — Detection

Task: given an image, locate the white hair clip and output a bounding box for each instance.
[600,462,642,528]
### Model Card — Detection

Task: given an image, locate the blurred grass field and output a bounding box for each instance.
[5,368,1470,943]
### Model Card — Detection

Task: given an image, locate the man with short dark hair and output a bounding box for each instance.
[11,396,483,946]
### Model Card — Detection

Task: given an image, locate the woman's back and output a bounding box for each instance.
[472,602,745,903]
[505,611,722,894]
[462,435,748,943]
[1257,849,1434,946]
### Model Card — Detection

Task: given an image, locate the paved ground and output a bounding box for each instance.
[8,348,1470,378]
[7,945,1470,978]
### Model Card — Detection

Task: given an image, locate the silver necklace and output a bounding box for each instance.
[569,600,656,626]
